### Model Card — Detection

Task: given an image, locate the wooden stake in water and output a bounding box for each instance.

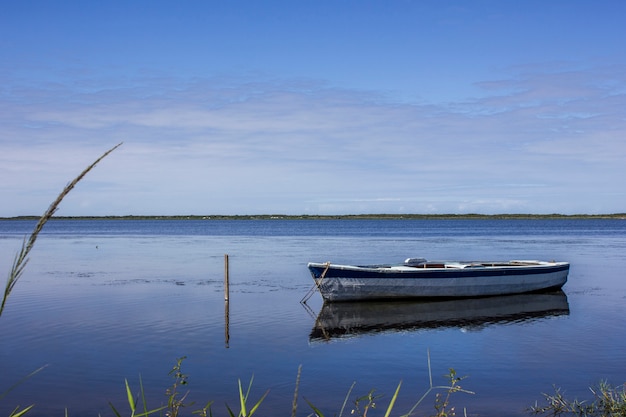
[224,254,230,301]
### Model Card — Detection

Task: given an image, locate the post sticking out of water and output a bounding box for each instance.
[224,254,230,301]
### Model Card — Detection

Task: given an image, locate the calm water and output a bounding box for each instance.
[1,218,625,417]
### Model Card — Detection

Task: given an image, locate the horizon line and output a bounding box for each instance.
[2,213,625,220]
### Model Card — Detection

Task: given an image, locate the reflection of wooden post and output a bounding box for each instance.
[224,254,230,348]
[224,300,230,348]
[224,254,229,301]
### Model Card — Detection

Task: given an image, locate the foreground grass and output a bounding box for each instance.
[109,355,472,417]
[530,382,626,416]
[1,142,122,317]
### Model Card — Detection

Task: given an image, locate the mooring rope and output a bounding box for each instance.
[300,261,331,304]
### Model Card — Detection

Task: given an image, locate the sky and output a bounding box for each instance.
[1,1,625,216]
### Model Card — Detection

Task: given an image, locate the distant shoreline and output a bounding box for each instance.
[2,213,625,221]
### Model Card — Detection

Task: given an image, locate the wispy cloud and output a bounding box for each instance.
[1,64,625,216]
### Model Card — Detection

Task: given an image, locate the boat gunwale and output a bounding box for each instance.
[307,260,570,274]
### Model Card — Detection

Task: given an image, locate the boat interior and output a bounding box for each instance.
[401,258,548,269]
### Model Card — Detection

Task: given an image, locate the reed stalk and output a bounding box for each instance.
[1,142,122,317]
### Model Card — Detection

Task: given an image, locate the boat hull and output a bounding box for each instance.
[307,261,569,302]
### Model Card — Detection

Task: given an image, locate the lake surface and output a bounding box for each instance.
[1,218,625,416]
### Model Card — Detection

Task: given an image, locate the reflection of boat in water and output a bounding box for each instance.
[309,291,569,342]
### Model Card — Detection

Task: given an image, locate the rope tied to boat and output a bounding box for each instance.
[300,261,331,304]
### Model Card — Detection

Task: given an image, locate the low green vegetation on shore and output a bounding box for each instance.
[3,213,625,221]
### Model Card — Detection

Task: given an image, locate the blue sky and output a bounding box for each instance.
[1,1,625,216]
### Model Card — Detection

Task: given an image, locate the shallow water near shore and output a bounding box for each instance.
[1,218,625,416]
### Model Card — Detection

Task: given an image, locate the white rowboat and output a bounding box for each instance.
[307,258,569,302]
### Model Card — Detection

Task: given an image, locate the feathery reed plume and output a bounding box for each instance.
[1,142,123,317]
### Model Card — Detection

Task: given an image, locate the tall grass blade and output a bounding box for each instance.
[427,349,433,388]
[0,365,47,401]
[383,381,402,417]
[304,398,325,417]
[291,365,302,417]
[401,351,473,417]
[125,378,137,416]
[139,375,148,416]
[108,401,123,417]
[9,404,34,417]
[338,381,356,417]
[109,378,165,417]
[233,377,268,417]
[246,389,268,417]
[238,379,247,417]
[1,142,122,317]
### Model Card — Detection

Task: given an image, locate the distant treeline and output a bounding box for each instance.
[2,213,625,221]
